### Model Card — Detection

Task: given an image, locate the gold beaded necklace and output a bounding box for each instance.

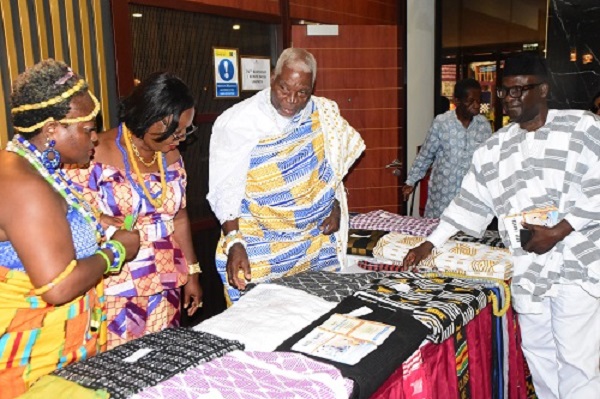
[128,134,158,167]
[122,125,167,208]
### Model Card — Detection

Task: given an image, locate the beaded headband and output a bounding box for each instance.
[13,91,101,133]
[11,79,87,114]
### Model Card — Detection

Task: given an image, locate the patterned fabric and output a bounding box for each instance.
[216,101,341,302]
[265,270,389,303]
[373,232,513,280]
[454,325,472,399]
[68,159,189,298]
[53,328,244,399]
[68,158,189,348]
[105,288,180,349]
[347,229,388,257]
[131,351,354,399]
[209,89,364,267]
[20,376,109,399]
[194,284,335,352]
[451,230,505,248]
[358,260,418,273]
[278,295,430,399]
[405,110,492,218]
[428,110,600,312]
[354,273,490,343]
[350,210,439,237]
[0,210,103,399]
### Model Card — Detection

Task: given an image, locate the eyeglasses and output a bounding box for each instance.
[171,124,198,141]
[496,83,543,99]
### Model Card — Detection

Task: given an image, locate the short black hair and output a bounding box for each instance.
[502,52,548,81]
[119,72,195,141]
[453,78,481,101]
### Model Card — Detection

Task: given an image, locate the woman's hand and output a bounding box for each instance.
[111,229,140,261]
[183,274,203,316]
[402,241,434,268]
[226,243,251,290]
[100,214,124,229]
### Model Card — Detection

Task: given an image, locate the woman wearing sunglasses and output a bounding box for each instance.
[68,72,202,349]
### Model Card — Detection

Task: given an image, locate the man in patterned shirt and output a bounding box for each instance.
[404,52,600,398]
[402,78,492,218]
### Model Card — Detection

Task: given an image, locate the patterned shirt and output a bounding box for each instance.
[428,110,600,313]
[406,110,492,218]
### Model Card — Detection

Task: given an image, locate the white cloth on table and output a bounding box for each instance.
[193,284,336,351]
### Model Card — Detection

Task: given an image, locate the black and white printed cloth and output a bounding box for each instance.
[53,328,244,399]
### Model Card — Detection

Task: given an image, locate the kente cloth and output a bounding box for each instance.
[208,89,365,277]
[428,110,600,313]
[216,99,348,302]
[131,350,354,399]
[349,210,439,237]
[454,324,472,399]
[105,288,180,350]
[405,110,492,218]
[194,284,336,351]
[451,230,506,248]
[357,260,419,273]
[257,270,389,303]
[373,232,513,280]
[347,229,388,257]
[53,328,244,399]
[68,158,189,298]
[19,375,109,399]
[0,209,104,399]
[353,272,489,343]
[278,295,430,399]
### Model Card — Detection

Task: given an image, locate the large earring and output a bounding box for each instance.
[41,138,61,172]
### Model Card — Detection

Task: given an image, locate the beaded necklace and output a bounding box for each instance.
[130,140,158,167]
[116,124,167,208]
[6,135,104,243]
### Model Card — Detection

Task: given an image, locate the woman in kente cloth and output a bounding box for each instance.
[68,72,203,349]
[0,59,140,398]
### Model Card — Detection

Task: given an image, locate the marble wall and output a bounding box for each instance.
[546,0,600,110]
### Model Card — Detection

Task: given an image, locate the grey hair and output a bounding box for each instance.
[273,48,317,85]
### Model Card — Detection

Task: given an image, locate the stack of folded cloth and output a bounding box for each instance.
[349,210,439,237]
[372,232,513,280]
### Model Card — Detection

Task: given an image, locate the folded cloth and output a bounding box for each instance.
[354,273,491,343]
[451,230,506,248]
[131,351,354,399]
[350,210,439,236]
[347,229,389,257]
[255,270,389,303]
[357,260,419,272]
[278,295,429,399]
[53,328,243,399]
[373,232,513,280]
[194,284,336,351]
[19,376,109,399]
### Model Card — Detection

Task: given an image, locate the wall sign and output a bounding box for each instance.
[241,56,271,91]
[213,47,239,98]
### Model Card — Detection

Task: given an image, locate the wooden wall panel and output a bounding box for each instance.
[293,24,403,213]
[290,0,397,25]
[149,0,279,16]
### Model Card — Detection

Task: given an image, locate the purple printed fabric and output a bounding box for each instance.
[350,210,439,237]
[131,351,354,399]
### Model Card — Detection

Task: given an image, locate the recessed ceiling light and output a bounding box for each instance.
[132,13,142,18]
[233,24,241,30]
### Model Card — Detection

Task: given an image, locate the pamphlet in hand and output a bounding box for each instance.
[291,313,395,365]
[503,206,559,248]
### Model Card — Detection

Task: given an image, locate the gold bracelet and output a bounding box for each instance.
[188,262,202,274]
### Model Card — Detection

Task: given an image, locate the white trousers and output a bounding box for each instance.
[516,284,600,399]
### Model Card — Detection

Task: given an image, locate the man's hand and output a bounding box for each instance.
[320,200,341,235]
[402,241,434,268]
[402,185,414,201]
[521,219,573,255]
[226,243,251,290]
